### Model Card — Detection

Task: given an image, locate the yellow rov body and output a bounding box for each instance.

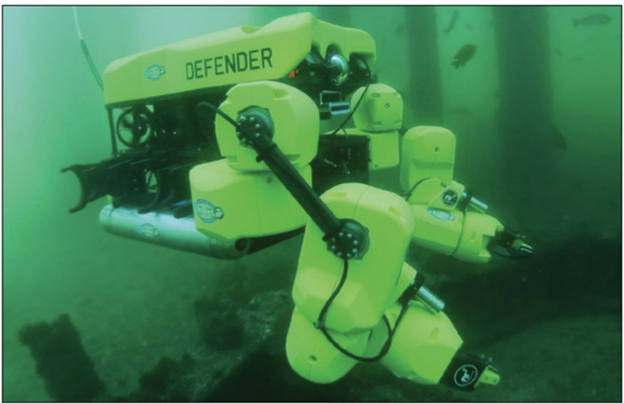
[103,12,375,107]
[64,11,531,394]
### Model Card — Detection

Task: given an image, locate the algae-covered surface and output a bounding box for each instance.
[10,222,622,402]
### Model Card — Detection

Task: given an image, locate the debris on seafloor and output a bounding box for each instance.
[19,290,297,402]
[19,314,110,401]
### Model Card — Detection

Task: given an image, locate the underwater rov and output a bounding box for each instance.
[63,12,532,391]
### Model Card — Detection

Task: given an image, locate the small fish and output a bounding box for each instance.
[554,47,563,57]
[465,23,473,31]
[573,13,612,27]
[452,44,477,68]
[550,125,568,150]
[443,10,460,35]
[572,56,585,62]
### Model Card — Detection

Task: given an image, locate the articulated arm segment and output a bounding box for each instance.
[488,226,533,259]
[61,162,116,213]
[61,156,153,214]
[234,105,340,235]
[201,101,370,260]
[439,350,500,390]
[400,126,532,264]
[61,152,199,217]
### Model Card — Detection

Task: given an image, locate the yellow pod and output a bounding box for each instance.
[189,158,310,241]
[351,84,403,132]
[380,301,462,385]
[454,211,503,264]
[293,183,415,334]
[362,262,418,357]
[216,81,319,172]
[285,307,368,384]
[400,126,456,194]
[410,204,463,256]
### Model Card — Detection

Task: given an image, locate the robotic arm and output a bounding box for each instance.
[399,125,532,263]
[62,12,532,392]
[197,80,504,390]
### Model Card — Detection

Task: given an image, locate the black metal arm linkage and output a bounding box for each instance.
[199,102,369,259]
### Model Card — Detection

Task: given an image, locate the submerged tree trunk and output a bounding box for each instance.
[493,7,554,207]
[404,6,444,126]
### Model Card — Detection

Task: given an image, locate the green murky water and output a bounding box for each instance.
[4,6,621,401]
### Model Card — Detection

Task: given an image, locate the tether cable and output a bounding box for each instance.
[73,7,103,89]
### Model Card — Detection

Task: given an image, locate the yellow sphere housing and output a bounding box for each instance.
[410,204,464,256]
[285,307,368,384]
[190,158,311,241]
[400,126,456,193]
[454,211,504,264]
[380,300,462,384]
[216,81,319,171]
[351,84,403,132]
[292,183,415,334]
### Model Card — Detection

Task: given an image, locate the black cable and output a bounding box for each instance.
[196,101,240,128]
[316,258,411,363]
[316,258,350,329]
[73,7,103,90]
[80,40,103,89]
[328,84,371,136]
[403,177,431,201]
[320,316,392,363]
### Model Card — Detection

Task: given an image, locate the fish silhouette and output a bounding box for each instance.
[443,10,460,34]
[452,44,477,68]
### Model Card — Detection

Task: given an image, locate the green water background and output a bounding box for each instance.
[3,6,621,400]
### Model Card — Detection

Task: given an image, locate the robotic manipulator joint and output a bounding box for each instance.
[62,13,533,392]
[209,82,522,391]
